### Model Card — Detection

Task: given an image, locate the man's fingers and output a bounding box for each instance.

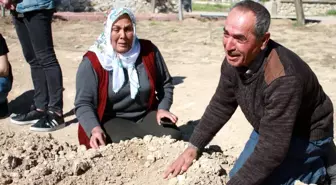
[163,165,175,179]
[181,159,193,172]
[171,164,182,177]
[163,159,183,179]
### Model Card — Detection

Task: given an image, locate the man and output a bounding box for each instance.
[1,0,65,132]
[163,1,335,184]
[0,34,13,118]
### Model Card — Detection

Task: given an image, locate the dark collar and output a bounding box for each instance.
[236,46,269,80]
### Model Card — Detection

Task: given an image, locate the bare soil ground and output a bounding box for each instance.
[0,16,335,184]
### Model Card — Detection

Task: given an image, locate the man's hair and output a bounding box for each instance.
[231,0,271,39]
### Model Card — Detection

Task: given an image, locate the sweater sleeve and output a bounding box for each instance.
[74,57,100,138]
[228,76,303,185]
[189,60,238,149]
[153,45,174,111]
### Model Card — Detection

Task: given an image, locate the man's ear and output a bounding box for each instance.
[260,32,270,50]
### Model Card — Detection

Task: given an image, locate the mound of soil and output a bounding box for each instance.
[0,130,236,185]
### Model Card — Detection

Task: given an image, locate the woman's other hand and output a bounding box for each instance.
[90,126,106,149]
[156,109,178,125]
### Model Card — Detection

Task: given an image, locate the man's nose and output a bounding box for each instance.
[225,37,236,51]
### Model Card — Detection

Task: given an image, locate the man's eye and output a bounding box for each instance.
[234,36,247,43]
[237,38,247,43]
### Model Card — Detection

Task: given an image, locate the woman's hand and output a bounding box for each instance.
[90,126,106,149]
[156,109,178,125]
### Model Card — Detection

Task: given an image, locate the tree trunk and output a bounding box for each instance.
[1,6,5,17]
[294,0,305,26]
[151,0,155,13]
[178,0,183,21]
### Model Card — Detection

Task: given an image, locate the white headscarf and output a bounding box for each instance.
[89,8,140,99]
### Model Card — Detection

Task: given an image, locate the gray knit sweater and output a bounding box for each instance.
[75,45,174,138]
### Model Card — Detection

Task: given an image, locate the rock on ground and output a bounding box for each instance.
[0,130,235,185]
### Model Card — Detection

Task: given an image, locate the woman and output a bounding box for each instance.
[75,8,181,149]
[5,0,64,131]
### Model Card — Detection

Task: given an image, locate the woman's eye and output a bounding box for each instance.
[125,27,133,33]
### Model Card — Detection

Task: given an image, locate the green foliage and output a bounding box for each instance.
[326,9,336,15]
[192,3,231,12]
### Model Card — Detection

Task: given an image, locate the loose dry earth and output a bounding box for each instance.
[0,16,335,184]
[0,130,235,185]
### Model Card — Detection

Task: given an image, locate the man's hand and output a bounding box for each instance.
[90,126,106,149]
[163,146,198,179]
[156,109,178,125]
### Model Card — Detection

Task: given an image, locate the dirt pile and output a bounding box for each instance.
[0,130,236,185]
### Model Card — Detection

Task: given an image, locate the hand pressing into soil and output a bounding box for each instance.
[90,126,106,149]
[163,145,198,179]
[156,109,178,125]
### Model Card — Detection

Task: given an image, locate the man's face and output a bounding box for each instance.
[223,8,265,67]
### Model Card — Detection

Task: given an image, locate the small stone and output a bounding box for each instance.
[143,135,153,143]
[155,152,163,160]
[214,165,226,176]
[193,161,201,168]
[147,146,157,152]
[146,155,156,163]
[73,160,91,176]
[177,174,186,183]
[58,151,65,156]
[144,161,151,168]
[78,145,87,152]
[3,155,22,169]
[66,151,77,160]
[3,177,12,185]
[85,149,102,159]
[165,137,177,144]
[99,144,112,152]
[9,172,21,179]
[47,133,53,139]
[168,177,178,185]
[23,170,30,177]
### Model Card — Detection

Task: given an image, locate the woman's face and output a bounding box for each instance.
[111,14,134,54]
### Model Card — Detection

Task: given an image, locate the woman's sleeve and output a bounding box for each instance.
[74,57,101,138]
[153,45,174,111]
